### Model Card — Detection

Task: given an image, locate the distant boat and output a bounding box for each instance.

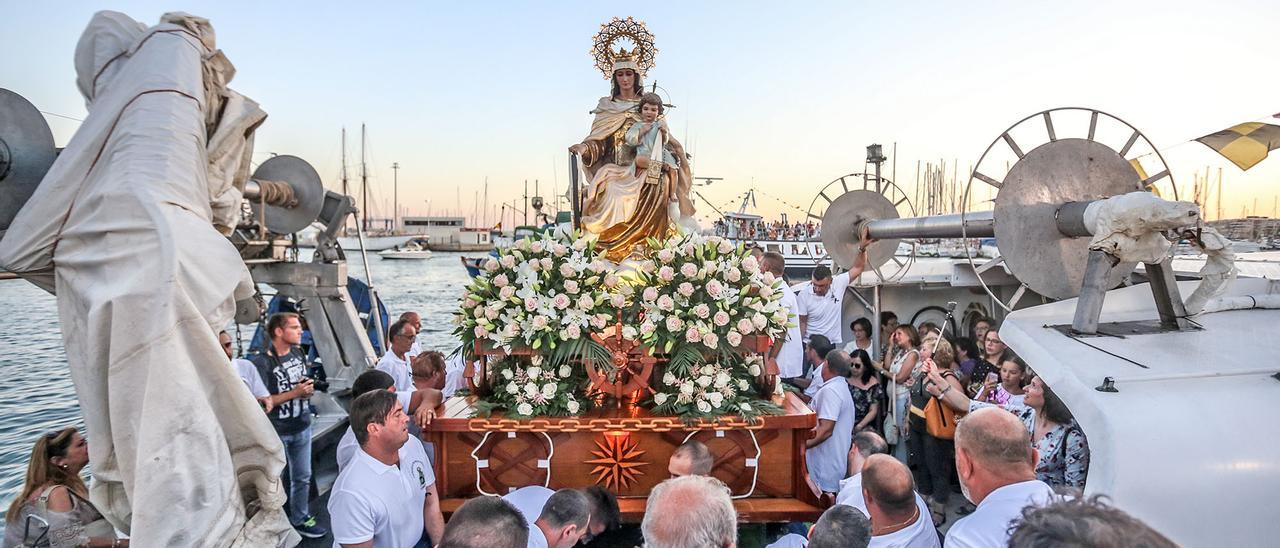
[378,240,433,260]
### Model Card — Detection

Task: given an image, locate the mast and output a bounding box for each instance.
[361,123,368,232]
[392,162,400,232]
[341,128,349,234]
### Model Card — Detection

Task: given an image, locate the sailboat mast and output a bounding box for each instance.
[361,123,368,231]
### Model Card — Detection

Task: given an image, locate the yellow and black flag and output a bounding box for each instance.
[1195,121,1280,171]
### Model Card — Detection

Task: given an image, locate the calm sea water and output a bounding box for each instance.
[0,250,476,522]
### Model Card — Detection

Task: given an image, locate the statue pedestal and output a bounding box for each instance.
[426,392,825,523]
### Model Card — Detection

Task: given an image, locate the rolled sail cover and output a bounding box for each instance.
[0,11,296,547]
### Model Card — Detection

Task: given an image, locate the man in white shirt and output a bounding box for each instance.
[502,485,555,530]
[377,319,417,393]
[796,229,872,346]
[805,350,856,494]
[862,454,940,548]
[399,311,423,358]
[945,407,1056,548]
[519,489,593,548]
[336,370,440,471]
[762,252,804,380]
[328,389,445,547]
[219,330,272,412]
[835,431,889,511]
[642,475,737,548]
[797,336,836,402]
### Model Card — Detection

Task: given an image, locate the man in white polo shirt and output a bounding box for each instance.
[329,389,445,547]
[762,252,804,380]
[503,487,592,548]
[805,350,856,494]
[219,330,273,412]
[835,431,889,511]
[862,454,939,548]
[796,229,872,347]
[335,370,440,471]
[377,319,417,393]
[945,407,1055,548]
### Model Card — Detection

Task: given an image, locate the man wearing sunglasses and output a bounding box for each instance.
[219,330,272,413]
[377,319,418,393]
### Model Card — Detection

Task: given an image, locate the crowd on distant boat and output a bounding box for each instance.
[715,218,821,242]
[5,261,1175,547]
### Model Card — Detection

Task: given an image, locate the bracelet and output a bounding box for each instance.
[939,384,951,395]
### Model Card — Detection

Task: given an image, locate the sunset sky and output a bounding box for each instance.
[4,0,1278,227]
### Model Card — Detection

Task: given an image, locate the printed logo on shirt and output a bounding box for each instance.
[413,461,427,489]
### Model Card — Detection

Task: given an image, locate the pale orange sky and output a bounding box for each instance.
[5,1,1278,227]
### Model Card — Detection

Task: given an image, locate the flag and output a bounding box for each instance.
[1195,122,1280,171]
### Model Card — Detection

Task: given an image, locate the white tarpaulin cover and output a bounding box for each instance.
[0,11,296,547]
[1083,191,1201,264]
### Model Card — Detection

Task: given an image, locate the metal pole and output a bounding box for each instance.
[354,222,386,353]
[1071,250,1117,334]
[871,285,882,362]
[392,162,399,232]
[865,211,996,240]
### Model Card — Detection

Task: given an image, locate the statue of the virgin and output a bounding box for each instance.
[569,17,695,262]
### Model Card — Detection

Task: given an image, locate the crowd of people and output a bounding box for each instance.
[751,245,1168,547]
[5,249,1166,547]
[713,218,821,241]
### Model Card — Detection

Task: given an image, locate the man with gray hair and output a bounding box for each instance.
[806,349,856,494]
[438,495,529,548]
[945,407,1055,547]
[669,439,715,477]
[766,504,872,548]
[809,504,872,548]
[1007,495,1175,548]
[642,475,737,548]
[835,431,889,511]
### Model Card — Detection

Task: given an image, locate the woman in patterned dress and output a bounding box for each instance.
[926,365,1090,489]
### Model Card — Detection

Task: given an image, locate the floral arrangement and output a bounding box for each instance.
[454,230,616,417]
[453,230,793,420]
[629,232,791,420]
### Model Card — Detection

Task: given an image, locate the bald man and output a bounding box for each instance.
[861,454,938,547]
[945,407,1055,548]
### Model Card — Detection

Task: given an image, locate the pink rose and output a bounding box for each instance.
[666,316,684,332]
[737,318,755,334]
[658,266,675,282]
[678,282,695,298]
[553,294,570,310]
[701,332,719,348]
[686,327,702,342]
[493,274,509,288]
[713,311,730,326]
[706,280,723,297]
[643,287,659,302]
[657,295,675,311]
[680,263,698,278]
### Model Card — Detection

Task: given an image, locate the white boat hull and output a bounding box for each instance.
[378,250,433,260]
[337,235,415,251]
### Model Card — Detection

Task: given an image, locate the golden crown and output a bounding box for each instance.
[590,17,658,80]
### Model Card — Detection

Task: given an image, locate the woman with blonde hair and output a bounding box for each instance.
[910,335,964,525]
[4,428,124,547]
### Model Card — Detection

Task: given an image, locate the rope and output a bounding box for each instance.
[253,179,298,207]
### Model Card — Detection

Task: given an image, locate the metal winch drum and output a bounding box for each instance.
[819,107,1179,312]
[0,88,326,237]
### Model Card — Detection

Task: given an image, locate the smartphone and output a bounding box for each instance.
[986,372,999,383]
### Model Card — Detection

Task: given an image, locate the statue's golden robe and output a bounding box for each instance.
[577,96,694,261]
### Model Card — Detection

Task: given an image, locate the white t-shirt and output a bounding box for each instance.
[376,351,415,393]
[328,440,437,548]
[765,533,809,548]
[796,272,850,345]
[503,486,554,548]
[231,358,269,399]
[443,352,467,398]
[338,391,414,471]
[944,480,1055,548]
[802,362,826,399]
[806,375,856,493]
[777,283,804,379]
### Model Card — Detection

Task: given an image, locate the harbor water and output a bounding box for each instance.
[0,250,477,525]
